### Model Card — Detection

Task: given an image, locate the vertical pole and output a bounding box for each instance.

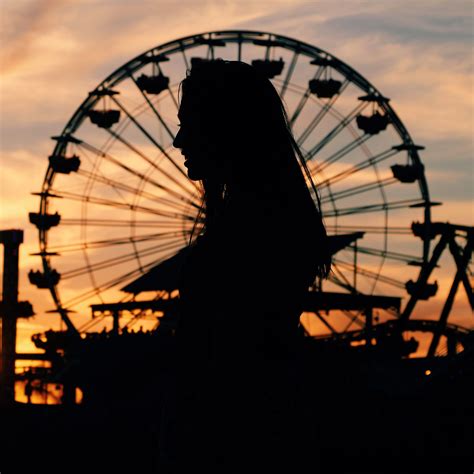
[365,307,373,346]
[112,309,120,335]
[353,241,358,292]
[365,306,374,394]
[427,265,462,357]
[0,229,23,406]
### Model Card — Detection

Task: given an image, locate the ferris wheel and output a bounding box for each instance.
[29,30,443,353]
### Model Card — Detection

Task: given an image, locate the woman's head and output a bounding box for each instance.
[173,59,291,183]
[173,58,331,280]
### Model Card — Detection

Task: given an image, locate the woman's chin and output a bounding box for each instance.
[185,167,203,181]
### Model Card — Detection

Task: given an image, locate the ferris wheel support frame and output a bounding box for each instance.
[399,222,473,356]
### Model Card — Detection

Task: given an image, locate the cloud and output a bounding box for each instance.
[1,0,471,352]
[0,0,73,74]
[0,148,48,224]
[318,7,473,45]
[0,0,311,145]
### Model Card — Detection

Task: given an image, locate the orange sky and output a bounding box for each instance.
[0,0,472,358]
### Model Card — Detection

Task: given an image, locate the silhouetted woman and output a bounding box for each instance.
[160,59,331,472]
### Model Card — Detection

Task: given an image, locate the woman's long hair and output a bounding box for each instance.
[178,59,331,280]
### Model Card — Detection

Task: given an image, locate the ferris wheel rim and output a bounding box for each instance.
[32,29,434,339]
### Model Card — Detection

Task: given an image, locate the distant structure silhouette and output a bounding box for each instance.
[159,58,331,471]
[28,29,450,369]
[16,29,472,474]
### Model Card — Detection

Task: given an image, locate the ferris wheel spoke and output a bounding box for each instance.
[333,258,406,290]
[310,311,339,334]
[77,314,107,333]
[296,80,352,146]
[66,141,131,217]
[83,102,143,169]
[75,168,199,215]
[289,88,312,127]
[49,188,197,221]
[45,230,185,254]
[304,104,370,162]
[317,147,400,188]
[341,310,366,332]
[320,176,398,205]
[76,132,199,201]
[286,67,325,127]
[296,94,344,147]
[323,198,427,218]
[128,71,176,142]
[80,141,134,204]
[60,218,196,228]
[279,49,299,99]
[106,129,199,199]
[325,272,367,330]
[328,268,368,330]
[109,95,198,187]
[157,80,182,118]
[166,82,179,110]
[328,263,357,294]
[311,166,338,216]
[346,245,423,265]
[61,242,183,309]
[179,41,191,71]
[311,134,373,175]
[205,40,216,60]
[61,237,185,280]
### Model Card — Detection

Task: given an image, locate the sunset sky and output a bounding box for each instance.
[1,0,472,357]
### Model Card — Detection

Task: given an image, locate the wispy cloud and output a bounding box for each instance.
[1,0,73,73]
[0,0,471,346]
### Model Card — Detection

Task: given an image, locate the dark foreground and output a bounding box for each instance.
[1,392,472,473]
[2,344,473,473]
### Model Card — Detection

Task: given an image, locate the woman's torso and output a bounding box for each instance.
[176,200,317,367]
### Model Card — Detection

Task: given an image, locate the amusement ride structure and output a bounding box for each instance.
[18,30,472,404]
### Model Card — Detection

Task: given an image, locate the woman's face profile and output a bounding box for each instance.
[173,96,229,182]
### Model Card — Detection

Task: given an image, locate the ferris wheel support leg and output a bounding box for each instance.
[448,234,474,310]
[427,234,474,357]
[399,232,450,322]
[427,264,462,357]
